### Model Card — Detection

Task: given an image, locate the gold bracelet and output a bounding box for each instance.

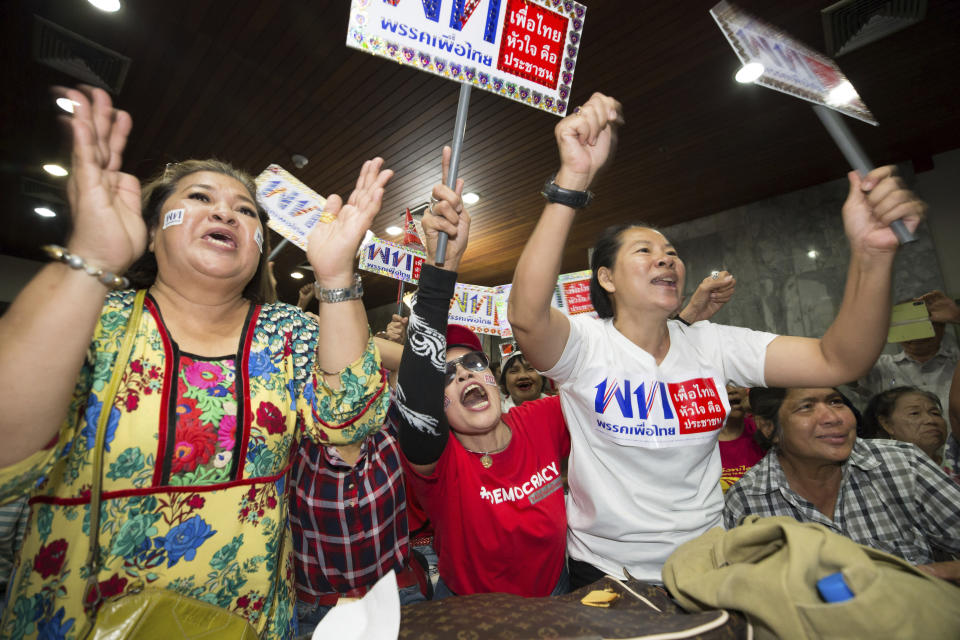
[43,245,129,290]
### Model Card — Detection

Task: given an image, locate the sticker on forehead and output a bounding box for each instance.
[254,228,263,253]
[162,208,185,229]
[484,374,497,387]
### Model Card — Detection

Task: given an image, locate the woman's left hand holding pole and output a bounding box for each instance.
[307,158,393,382]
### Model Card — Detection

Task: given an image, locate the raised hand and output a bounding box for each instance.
[306,158,393,285]
[842,166,925,255]
[422,146,471,271]
[554,92,624,191]
[679,271,736,323]
[917,290,960,325]
[58,85,145,273]
[297,282,315,310]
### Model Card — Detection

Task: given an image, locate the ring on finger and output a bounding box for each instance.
[428,194,438,214]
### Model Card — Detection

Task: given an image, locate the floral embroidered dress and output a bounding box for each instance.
[0,290,387,640]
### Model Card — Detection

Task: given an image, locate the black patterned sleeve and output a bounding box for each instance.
[394,264,458,465]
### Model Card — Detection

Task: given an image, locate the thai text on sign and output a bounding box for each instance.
[346,0,586,116]
[359,237,426,284]
[450,283,499,335]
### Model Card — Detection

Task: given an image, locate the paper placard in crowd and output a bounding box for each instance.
[887,300,935,343]
[359,236,426,284]
[311,569,400,640]
[254,165,330,251]
[494,284,513,338]
[450,283,499,335]
[558,269,595,316]
[710,1,877,125]
[345,0,586,117]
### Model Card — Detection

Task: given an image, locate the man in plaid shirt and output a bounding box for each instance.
[724,386,960,583]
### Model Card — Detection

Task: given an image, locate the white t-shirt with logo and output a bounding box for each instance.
[543,315,777,581]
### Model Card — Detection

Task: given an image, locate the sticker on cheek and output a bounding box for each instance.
[444,396,451,409]
[484,374,497,387]
[162,208,185,229]
[254,228,264,253]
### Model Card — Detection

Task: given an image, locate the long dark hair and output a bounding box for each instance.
[125,159,276,304]
[588,223,656,319]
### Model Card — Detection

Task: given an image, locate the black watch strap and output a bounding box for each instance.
[541,174,593,209]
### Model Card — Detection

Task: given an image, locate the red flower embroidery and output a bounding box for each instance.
[253,598,264,611]
[237,595,250,609]
[266,496,277,509]
[187,495,205,509]
[256,402,285,435]
[149,366,160,379]
[247,486,258,501]
[124,393,139,412]
[171,423,217,473]
[34,539,68,578]
[130,359,143,374]
[85,573,129,605]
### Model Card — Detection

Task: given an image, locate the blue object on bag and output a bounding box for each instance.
[817,572,855,602]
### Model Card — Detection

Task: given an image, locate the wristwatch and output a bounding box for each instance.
[541,173,593,209]
[314,273,364,303]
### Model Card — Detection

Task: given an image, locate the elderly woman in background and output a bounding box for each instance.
[864,387,950,467]
[0,87,390,638]
[498,351,549,410]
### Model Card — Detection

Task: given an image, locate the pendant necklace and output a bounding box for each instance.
[462,426,512,469]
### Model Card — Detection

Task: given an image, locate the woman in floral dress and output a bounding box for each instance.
[0,86,391,639]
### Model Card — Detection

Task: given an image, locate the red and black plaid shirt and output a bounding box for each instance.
[289,414,409,597]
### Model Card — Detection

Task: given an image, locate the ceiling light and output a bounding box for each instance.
[826,81,858,106]
[807,249,819,259]
[290,271,304,280]
[462,192,480,205]
[385,225,402,235]
[55,98,79,113]
[35,207,56,218]
[735,63,764,84]
[87,0,121,12]
[43,164,68,177]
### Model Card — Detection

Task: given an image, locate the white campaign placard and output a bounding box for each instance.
[449,282,499,335]
[710,1,877,125]
[346,0,586,116]
[358,236,426,283]
[254,165,330,251]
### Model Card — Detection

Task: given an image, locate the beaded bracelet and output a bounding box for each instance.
[43,245,130,290]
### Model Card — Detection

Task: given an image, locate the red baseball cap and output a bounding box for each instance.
[446,324,483,352]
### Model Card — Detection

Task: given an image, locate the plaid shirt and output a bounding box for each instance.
[289,413,408,597]
[723,439,960,565]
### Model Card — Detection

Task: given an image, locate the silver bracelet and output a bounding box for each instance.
[43,245,130,290]
[314,273,363,303]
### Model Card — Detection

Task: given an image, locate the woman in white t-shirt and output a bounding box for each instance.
[507,92,926,587]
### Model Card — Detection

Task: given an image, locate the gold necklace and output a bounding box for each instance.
[461,426,512,469]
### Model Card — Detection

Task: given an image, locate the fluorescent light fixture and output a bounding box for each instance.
[462,192,480,205]
[88,0,121,12]
[826,81,858,106]
[290,271,304,280]
[385,225,402,235]
[55,98,79,113]
[735,63,764,84]
[35,207,56,218]
[43,164,69,177]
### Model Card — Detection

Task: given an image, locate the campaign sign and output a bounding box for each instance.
[359,236,426,283]
[450,283,499,335]
[667,378,726,436]
[494,283,513,338]
[710,1,877,125]
[558,269,594,316]
[346,0,586,116]
[255,165,331,251]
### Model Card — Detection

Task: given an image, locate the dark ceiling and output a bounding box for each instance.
[2,0,959,309]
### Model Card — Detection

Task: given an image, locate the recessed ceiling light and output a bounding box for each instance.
[88,0,121,12]
[290,271,304,279]
[462,192,480,205]
[385,225,402,235]
[35,207,56,218]
[735,62,764,84]
[43,164,68,177]
[55,98,80,114]
[807,249,819,259]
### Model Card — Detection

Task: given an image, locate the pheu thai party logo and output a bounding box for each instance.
[592,377,726,445]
